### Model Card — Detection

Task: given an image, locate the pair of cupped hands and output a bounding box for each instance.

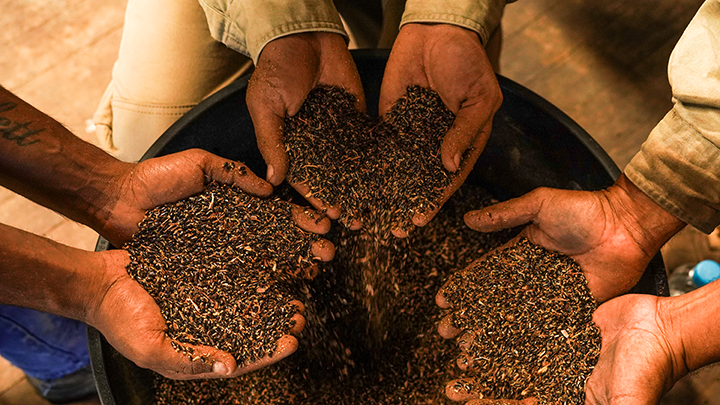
[95,23,689,405]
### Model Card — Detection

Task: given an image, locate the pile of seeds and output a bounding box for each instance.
[124,181,320,365]
[153,184,519,404]
[441,238,602,404]
[284,85,457,234]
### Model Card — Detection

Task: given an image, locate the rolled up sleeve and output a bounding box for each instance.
[625,0,720,233]
[400,0,517,45]
[198,0,347,64]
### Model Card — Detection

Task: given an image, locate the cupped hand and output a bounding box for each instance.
[379,23,502,234]
[457,175,686,303]
[247,31,365,220]
[87,250,301,379]
[441,294,687,405]
[88,204,335,379]
[100,148,274,247]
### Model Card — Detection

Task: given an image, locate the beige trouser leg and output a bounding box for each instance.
[94,0,251,162]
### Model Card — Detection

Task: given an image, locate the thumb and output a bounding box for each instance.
[148,335,239,380]
[247,104,289,187]
[464,188,549,232]
[150,334,300,380]
[440,101,494,173]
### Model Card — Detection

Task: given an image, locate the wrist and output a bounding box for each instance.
[661,281,720,374]
[85,159,135,238]
[654,296,691,383]
[82,249,132,327]
[607,175,686,258]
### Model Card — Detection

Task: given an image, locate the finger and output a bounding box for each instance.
[378,31,425,117]
[247,101,289,187]
[317,40,366,113]
[446,380,537,404]
[291,205,333,234]
[290,181,342,220]
[201,156,273,198]
[285,301,305,335]
[456,352,475,371]
[457,330,479,351]
[310,238,335,262]
[464,188,549,233]
[436,291,451,309]
[149,335,238,380]
[346,218,363,231]
[392,225,413,239]
[439,314,462,339]
[411,139,485,227]
[230,335,299,377]
[445,378,483,402]
[440,102,495,173]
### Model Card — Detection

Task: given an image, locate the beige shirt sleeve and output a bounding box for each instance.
[400,0,517,45]
[625,0,720,233]
[198,0,347,64]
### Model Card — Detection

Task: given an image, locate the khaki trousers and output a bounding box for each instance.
[93,0,501,162]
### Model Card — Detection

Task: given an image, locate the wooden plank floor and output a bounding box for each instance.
[0,0,717,403]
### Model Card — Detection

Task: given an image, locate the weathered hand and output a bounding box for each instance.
[87,250,303,379]
[459,176,686,303]
[379,23,502,235]
[441,294,687,405]
[88,203,335,379]
[99,149,273,247]
[247,31,365,221]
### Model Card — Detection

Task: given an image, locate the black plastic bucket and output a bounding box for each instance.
[89,49,667,405]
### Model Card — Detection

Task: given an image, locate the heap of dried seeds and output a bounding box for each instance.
[441,238,601,405]
[284,85,457,234]
[125,181,319,365]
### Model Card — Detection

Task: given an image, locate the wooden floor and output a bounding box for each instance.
[0,0,717,403]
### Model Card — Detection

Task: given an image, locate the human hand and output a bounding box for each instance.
[247,32,365,221]
[87,206,335,379]
[457,175,686,303]
[379,23,502,234]
[96,148,274,247]
[441,294,687,405]
[86,250,299,379]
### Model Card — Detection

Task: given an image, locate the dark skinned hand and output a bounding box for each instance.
[379,23,502,237]
[441,293,688,405]
[88,148,335,378]
[247,31,365,227]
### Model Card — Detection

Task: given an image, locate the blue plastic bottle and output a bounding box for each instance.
[668,260,720,296]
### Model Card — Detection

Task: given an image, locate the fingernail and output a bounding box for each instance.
[213,362,229,375]
[266,165,275,183]
[453,153,462,172]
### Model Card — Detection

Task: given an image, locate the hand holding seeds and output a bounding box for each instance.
[98,148,274,248]
[247,31,365,195]
[436,238,600,404]
[88,248,303,380]
[441,293,691,405]
[461,175,686,303]
[112,182,335,379]
[285,85,463,237]
[378,23,503,230]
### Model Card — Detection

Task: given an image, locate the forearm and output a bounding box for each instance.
[661,279,720,374]
[0,86,131,232]
[0,222,112,322]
